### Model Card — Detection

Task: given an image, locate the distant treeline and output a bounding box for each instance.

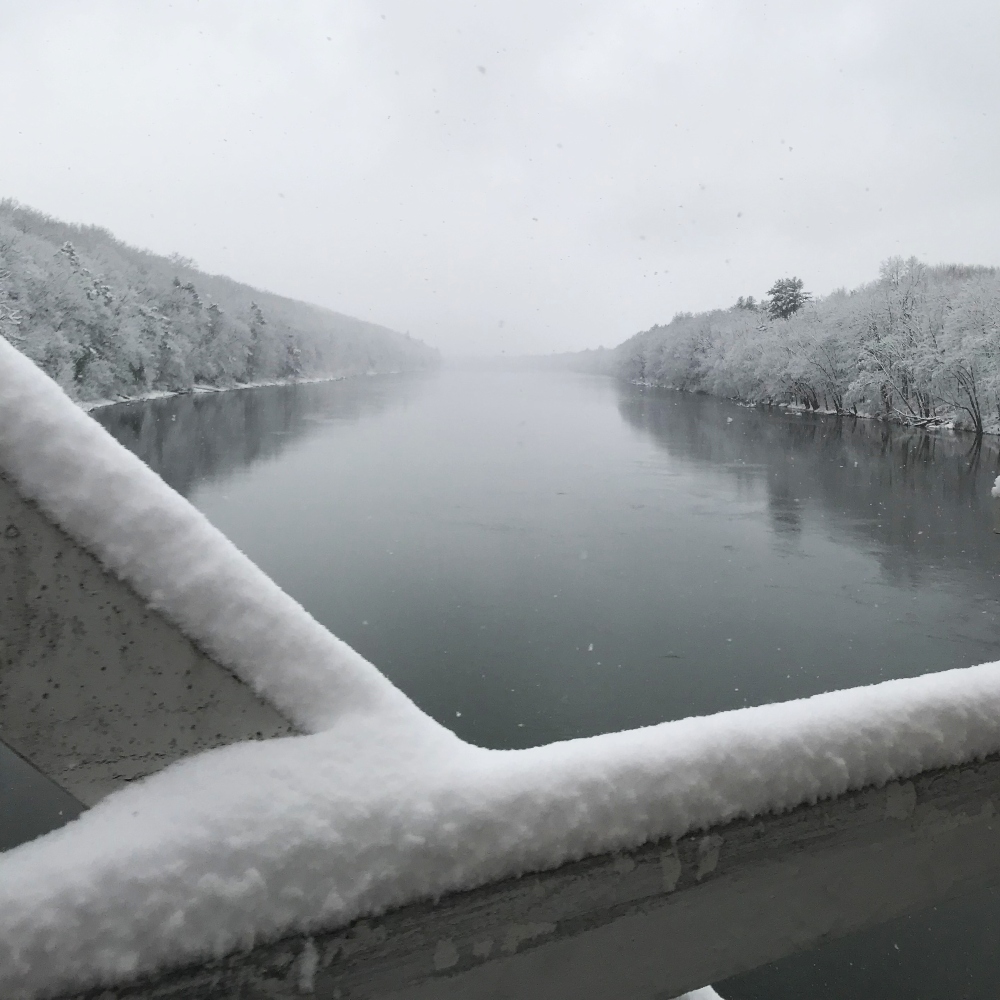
[0,201,439,403]
[594,259,1000,435]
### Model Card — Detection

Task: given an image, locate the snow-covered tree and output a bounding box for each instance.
[766,277,811,320]
[0,200,439,402]
[614,257,1000,434]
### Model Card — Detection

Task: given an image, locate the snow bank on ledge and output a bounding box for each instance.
[3,338,1000,999]
[6,665,1000,998]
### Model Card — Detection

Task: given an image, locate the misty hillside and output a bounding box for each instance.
[0,200,439,404]
[604,258,1000,434]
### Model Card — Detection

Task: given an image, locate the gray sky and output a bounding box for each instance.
[2,1,998,356]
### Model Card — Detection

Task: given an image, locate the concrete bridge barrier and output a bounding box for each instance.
[3,338,1000,1000]
[57,753,1000,1000]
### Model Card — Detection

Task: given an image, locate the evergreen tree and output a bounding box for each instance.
[766,277,811,320]
[246,301,266,381]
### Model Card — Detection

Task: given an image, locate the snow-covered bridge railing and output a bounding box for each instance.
[4,336,1000,1000]
[58,752,1000,1000]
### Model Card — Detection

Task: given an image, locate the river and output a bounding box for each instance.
[6,367,1000,997]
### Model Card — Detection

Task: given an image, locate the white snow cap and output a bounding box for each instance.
[3,336,1000,999]
[0,337,424,736]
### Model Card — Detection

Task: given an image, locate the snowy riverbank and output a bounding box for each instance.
[78,369,406,412]
[628,379,981,436]
[615,259,1000,438]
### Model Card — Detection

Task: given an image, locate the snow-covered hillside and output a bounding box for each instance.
[0,201,439,405]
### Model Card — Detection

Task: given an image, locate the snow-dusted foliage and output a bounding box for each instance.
[4,338,1000,998]
[617,258,1000,434]
[0,200,439,404]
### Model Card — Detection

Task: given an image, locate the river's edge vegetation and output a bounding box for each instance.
[0,201,439,404]
[571,258,1000,436]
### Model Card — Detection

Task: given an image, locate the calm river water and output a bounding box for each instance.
[6,367,1000,997]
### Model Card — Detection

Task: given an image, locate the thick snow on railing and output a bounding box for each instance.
[3,335,1000,999]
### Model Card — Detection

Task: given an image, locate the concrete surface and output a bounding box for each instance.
[0,473,297,805]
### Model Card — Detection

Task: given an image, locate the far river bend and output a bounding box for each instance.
[20,367,1000,999]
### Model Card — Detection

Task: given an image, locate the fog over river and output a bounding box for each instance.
[5,368,1000,998]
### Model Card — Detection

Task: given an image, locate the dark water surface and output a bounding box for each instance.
[7,368,1000,997]
[96,369,1000,748]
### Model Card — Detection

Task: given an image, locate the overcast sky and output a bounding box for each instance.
[2,1,998,356]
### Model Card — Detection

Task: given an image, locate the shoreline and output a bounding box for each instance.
[78,369,410,412]
[82,367,994,443]
[628,380,995,440]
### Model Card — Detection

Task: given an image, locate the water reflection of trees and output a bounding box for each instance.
[617,384,1000,588]
[93,374,428,496]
